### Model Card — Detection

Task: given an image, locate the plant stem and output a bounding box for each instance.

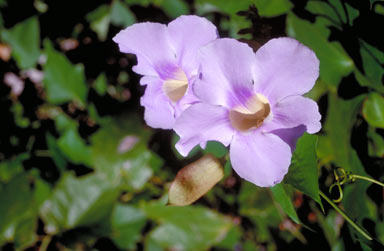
[39,235,52,251]
[352,175,384,187]
[319,191,373,241]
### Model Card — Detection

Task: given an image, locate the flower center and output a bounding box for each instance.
[163,67,188,102]
[229,94,270,132]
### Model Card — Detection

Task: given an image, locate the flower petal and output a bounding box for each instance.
[263,96,321,134]
[230,131,292,187]
[270,125,306,153]
[253,37,319,102]
[140,76,175,129]
[194,38,256,108]
[113,22,176,76]
[174,103,235,156]
[167,15,219,75]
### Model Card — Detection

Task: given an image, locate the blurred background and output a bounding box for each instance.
[1,0,384,250]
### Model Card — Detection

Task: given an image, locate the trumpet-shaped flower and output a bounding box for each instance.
[174,38,321,187]
[113,15,218,129]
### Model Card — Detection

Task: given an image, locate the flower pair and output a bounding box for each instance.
[113,15,321,187]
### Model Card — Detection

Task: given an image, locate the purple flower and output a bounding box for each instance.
[174,38,321,187]
[113,15,219,129]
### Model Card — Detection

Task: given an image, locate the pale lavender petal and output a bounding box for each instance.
[230,132,292,187]
[113,22,176,76]
[263,96,321,134]
[174,103,235,156]
[167,15,218,75]
[140,76,175,129]
[194,39,256,108]
[253,37,319,103]
[270,125,306,153]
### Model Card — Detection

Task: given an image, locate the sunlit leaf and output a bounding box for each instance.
[40,173,120,233]
[169,154,224,206]
[363,92,384,128]
[0,16,40,69]
[43,40,87,106]
[110,204,146,250]
[143,202,232,250]
[285,134,322,207]
[271,183,300,224]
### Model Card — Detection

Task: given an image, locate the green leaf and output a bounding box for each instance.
[57,128,92,166]
[93,73,108,96]
[46,133,67,171]
[306,1,341,27]
[363,92,384,128]
[195,0,252,38]
[110,204,146,250]
[215,226,242,250]
[161,0,189,18]
[324,94,365,169]
[328,0,359,25]
[143,202,232,250]
[270,183,300,224]
[86,4,111,41]
[0,153,29,182]
[1,16,40,69]
[203,141,228,158]
[343,150,377,225]
[111,0,136,27]
[90,115,161,190]
[0,174,37,246]
[40,173,120,233]
[286,13,354,86]
[238,183,283,242]
[43,40,88,106]
[285,134,322,207]
[356,40,384,93]
[367,127,384,157]
[254,0,293,17]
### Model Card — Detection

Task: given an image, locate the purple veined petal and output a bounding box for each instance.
[140,76,175,129]
[270,125,306,153]
[194,38,256,108]
[113,22,176,76]
[174,103,235,156]
[230,131,292,187]
[167,15,219,75]
[262,95,321,134]
[253,37,320,103]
